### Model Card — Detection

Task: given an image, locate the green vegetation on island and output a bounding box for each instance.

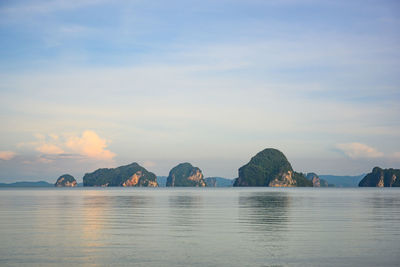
[233,148,313,187]
[83,162,158,187]
[166,163,206,187]
[55,174,77,187]
[359,167,400,187]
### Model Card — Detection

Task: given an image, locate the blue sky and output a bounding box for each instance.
[0,0,399,182]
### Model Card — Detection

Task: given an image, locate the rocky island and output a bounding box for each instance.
[233,148,312,187]
[204,177,234,187]
[359,167,400,187]
[306,173,329,187]
[166,162,206,187]
[55,174,77,187]
[83,162,158,187]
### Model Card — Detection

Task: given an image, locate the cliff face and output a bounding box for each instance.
[166,163,206,187]
[83,163,158,187]
[306,173,330,187]
[268,170,296,187]
[55,174,77,187]
[233,148,312,187]
[359,167,400,187]
[306,173,321,187]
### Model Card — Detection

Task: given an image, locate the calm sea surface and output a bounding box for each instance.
[0,188,399,267]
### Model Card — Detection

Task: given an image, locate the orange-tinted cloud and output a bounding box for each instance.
[66,130,115,160]
[36,143,64,154]
[0,151,16,160]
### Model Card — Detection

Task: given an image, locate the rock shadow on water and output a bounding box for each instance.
[167,194,204,233]
[237,192,290,263]
[239,192,289,233]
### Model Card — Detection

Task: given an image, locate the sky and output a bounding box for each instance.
[0,0,399,182]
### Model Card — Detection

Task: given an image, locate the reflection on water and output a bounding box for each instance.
[0,188,399,267]
[81,193,108,251]
[167,194,203,231]
[239,192,289,231]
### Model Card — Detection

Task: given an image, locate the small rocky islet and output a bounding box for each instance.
[306,173,329,187]
[55,174,77,187]
[53,148,400,188]
[166,162,206,187]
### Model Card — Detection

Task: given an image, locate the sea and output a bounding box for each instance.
[0,188,399,267]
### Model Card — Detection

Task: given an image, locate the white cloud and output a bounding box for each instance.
[336,142,384,159]
[66,130,115,160]
[0,151,16,160]
[19,130,116,162]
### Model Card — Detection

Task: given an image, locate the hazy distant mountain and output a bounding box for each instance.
[306,173,329,187]
[157,176,167,187]
[319,174,365,187]
[166,163,206,187]
[83,162,158,187]
[359,167,400,187]
[0,181,52,187]
[233,148,313,187]
[205,177,234,187]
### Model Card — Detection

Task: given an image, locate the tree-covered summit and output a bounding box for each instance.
[166,162,206,187]
[83,162,158,187]
[234,148,312,187]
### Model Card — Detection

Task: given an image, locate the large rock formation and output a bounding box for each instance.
[233,148,312,187]
[55,174,77,187]
[306,173,329,187]
[359,167,400,187]
[83,162,158,187]
[166,163,206,187]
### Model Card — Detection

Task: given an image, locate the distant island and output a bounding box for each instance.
[306,173,329,187]
[233,148,313,187]
[318,174,364,187]
[166,163,206,187]
[359,167,400,187]
[205,177,234,187]
[1,148,399,188]
[0,181,53,187]
[55,174,77,187]
[83,162,158,187]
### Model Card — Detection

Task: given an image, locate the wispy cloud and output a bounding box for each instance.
[0,151,16,160]
[336,142,384,159]
[0,0,107,16]
[392,152,400,159]
[36,143,65,154]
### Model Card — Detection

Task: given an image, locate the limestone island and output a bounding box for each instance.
[55,174,77,187]
[359,167,400,187]
[83,162,158,187]
[233,148,312,187]
[306,173,329,187]
[166,162,206,187]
